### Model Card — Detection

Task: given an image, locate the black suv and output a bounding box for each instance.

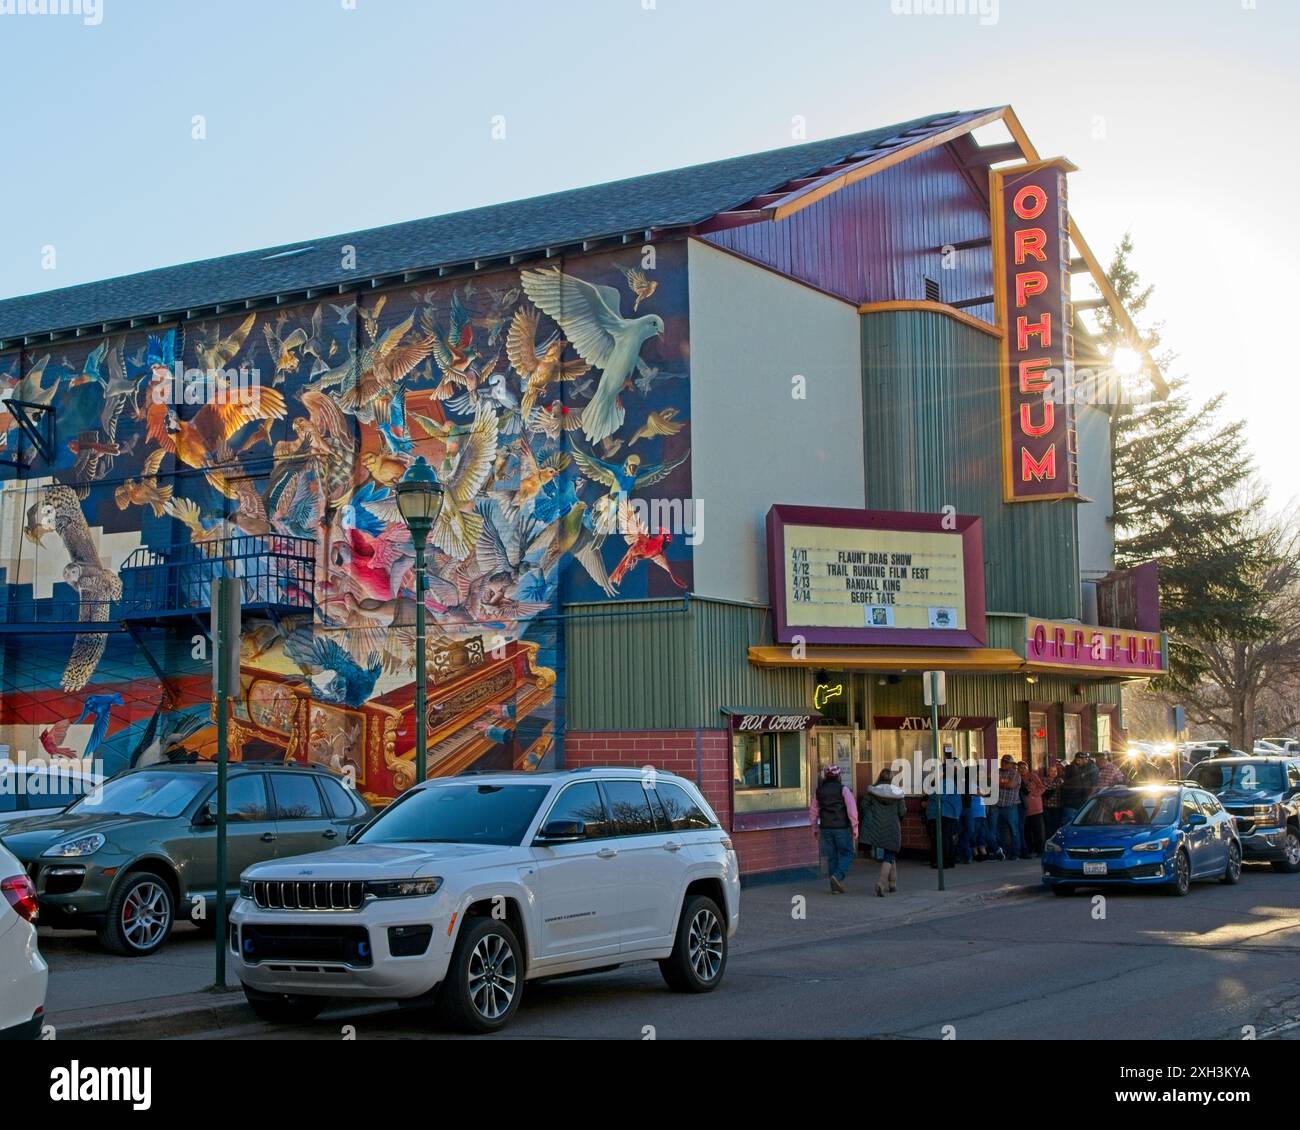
[2,762,371,955]
[1189,756,1300,872]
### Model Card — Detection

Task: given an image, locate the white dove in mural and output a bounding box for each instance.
[519,267,663,445]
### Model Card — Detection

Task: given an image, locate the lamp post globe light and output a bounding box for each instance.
[395,456,445,789]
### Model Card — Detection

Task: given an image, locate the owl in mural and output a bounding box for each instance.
[24,485,124,692]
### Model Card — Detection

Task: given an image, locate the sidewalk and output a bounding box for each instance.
[733,856,1042,957]
[42,857,1044,1038]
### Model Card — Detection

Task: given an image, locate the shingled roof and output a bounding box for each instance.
[0,110,992,343]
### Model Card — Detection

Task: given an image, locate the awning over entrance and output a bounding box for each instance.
[747,645,1025,674]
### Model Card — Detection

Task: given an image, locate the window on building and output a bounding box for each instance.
[1029,710,1049,766]
[1064,713,1082,758]
[732,730,808,817]
[924,276,941,302]
[1097,712,1112,754]
[734,731,801,790]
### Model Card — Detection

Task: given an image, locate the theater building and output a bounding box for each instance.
[0,104,1163,878]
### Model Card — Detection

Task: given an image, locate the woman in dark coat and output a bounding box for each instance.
[859,767,908,896]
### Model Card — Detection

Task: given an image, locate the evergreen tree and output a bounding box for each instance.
[1097,235,1271,695]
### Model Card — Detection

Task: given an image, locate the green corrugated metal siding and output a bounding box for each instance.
[860,311,1081,621]
[565,597,805,730]
[869,671,1121,721]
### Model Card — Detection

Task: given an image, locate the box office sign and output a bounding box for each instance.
[766,504,987,648]
[1025,618,1165,675]
[726,711,822,733]
[991,157,1081,503]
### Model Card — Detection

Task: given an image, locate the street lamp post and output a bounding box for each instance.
[395,456,444,789]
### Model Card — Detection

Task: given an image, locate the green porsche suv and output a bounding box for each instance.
[1,762,371,956]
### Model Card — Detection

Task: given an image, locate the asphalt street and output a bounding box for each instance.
[142,864,1300,1041]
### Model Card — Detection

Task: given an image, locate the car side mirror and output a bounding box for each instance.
[346,823,365,842]
[535,819,585,844]
[1184,813,1207,828]
[194,801,217,827]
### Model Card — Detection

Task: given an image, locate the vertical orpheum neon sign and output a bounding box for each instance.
[991,158,1081,503]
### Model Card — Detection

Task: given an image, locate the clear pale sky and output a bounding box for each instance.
[0,0,1293,502]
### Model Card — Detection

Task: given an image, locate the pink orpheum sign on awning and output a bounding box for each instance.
[1025,617,1165,675]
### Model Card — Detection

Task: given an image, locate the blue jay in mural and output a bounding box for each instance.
[343,481,393,535]
[284,628,382,709]
[532,474,579,525]
[378,387,415,455]
[73,692,124,756]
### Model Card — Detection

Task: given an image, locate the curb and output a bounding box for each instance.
[50,989,247,1041]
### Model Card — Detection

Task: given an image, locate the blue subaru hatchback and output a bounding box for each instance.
[1042,784,1241,896]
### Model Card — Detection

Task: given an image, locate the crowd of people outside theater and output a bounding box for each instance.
[812,746,1181,893]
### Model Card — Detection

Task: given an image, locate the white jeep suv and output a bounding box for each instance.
[230,768,739,1032]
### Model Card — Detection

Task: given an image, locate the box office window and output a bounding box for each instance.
[734,731,802,790]
[732,730,809,817]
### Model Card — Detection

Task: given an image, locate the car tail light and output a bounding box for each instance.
[1,874,38,923]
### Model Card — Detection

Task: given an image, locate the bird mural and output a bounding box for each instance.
[341,310,437,425]
[630,407,685,445]
[0,251,691,795]
[609,499,689,591]
[40,719,80,759]
[519,267,664,444]
[619,266,659,312]
[284,628,382,708]
[115,449,175,517]
[570,448,689,500]
[72,691,124,757]
[152,377,287,497]
[24,485,123,692]
[428,403,499,561]
[505,304,590,417]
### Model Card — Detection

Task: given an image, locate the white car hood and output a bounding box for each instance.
[242,841,528,882]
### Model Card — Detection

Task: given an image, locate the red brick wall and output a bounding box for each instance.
[565,728,816,877]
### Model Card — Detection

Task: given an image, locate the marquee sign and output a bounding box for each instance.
[991,157,1081,503]
[766,505,986,648]
[1024,617,1165,675]
[1096,561,1161,633]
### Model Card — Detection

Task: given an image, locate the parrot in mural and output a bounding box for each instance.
[569,449,688,499]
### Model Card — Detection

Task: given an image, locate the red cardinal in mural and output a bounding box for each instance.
[40,719,80,759]
[608,499,688,591]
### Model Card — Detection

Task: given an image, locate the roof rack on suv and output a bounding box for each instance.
[566,765,680,776]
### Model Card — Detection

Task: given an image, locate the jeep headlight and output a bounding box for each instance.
[42,832,105,858]
[239,879,254,899]
[1132,838,1170,853]
[364,878,443,899]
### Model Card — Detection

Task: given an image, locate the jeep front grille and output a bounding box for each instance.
[251,880,365,911]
